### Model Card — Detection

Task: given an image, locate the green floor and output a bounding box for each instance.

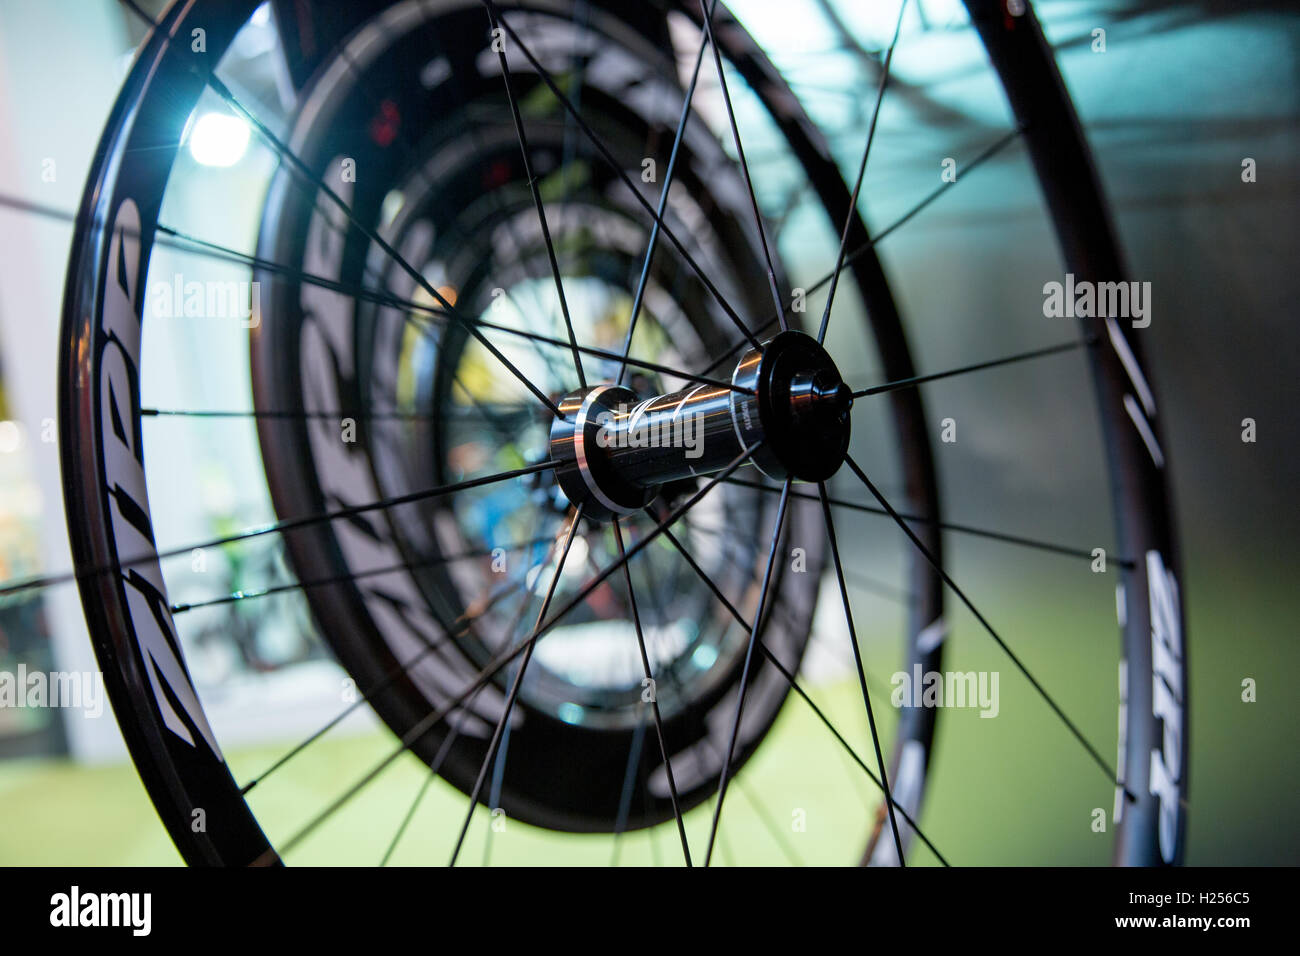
[1,549,1293,866]
[0,658,1152,866]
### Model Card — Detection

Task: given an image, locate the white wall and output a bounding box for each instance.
[0,0,134,761]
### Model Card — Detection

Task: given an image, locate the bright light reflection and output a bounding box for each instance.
[188,112,250,167]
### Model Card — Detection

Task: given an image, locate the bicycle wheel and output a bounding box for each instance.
[46,0,1185,865]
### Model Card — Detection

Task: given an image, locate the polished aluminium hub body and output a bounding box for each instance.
[549,330,853,519]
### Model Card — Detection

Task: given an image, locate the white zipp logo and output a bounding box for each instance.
[100,199,219,755]
[50,886,151,936]
[1145,550,1183,863]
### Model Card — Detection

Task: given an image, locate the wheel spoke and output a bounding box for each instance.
[699,735,804,866]
[199,71,565,420]
[694,127,1024,381]
[487,5,586,388]
[240,571,531,795]
[722,475,1131,567]
[0,461,558,600]
[449,504,586,866]
[481,0,762,350]
[252,441,761,863]
[143,407,444,422]
[497,286,572,386]
[0,193,747,398]
[381,761,439,867]
[379,683,485,867]
[616,0,717,385]
[382,516,562,864]
[338,20,574,382]
[157,216,746,394]
[699,0,785,329]
[817,0,908,344]
[760,640,950,863]
[610,711,649,866]
[171,534,551,614]
[704,479,791,866]
[852,338,1091,398]
[818,482,905,865]
[612,518,692,866]
[654,520,948,864]
[843,454,1132,794]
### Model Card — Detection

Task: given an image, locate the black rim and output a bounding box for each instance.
[38,0,1187,866]
[966,0,1187,865]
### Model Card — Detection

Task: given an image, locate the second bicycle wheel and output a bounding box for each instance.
[57,0,1185,865]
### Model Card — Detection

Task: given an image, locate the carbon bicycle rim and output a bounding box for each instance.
[32,0,1186,865]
